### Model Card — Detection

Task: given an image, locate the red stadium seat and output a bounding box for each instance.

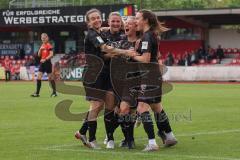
[226,48,232,54]
[199,59,205,64]
[223,48,227,54]
[233,48,238,54]
[232,59,237,64]
[211,59,218,64]
[237,59,240,64]
[21,60,26,65]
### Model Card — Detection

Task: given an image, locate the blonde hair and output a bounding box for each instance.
[41,33,48,37]
[126,16,135,21]
[108,11,121,18]
[108,11,124,31]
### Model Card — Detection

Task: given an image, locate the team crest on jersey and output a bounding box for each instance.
[141,41,148,50]
[96,36,104,43]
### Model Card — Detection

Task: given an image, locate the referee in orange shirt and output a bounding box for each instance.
[31,33,57,97]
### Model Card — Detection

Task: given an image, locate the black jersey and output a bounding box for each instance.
[84,28,105,59]
[101,29,126,70]
[136,30,158,62]
[83,28,112,100]
[101,29,126,47]
[134,30,162,104]
[117,40,136,62]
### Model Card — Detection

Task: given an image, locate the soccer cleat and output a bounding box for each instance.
[119,140,135,149]
[50,93,57,97]
[106,140,115,149]
[127,140,136,149]
[75,131,90,147]
[31,93,40,97]
[89,140,101,149]
[103,135,108,145]
[119,139,128,148]
[164,137,178,147]
[142,144,159,152]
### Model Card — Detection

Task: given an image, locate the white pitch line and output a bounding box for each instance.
[42,148,240,160]
[45,129,240,150]
[177,129,240,137]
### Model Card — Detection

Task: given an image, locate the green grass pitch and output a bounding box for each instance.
[0,81,240,160]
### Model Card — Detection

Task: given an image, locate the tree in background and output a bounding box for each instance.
[1,0,240,9]
[0,1,9,9]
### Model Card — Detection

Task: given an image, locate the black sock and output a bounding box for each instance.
[113,113,120,131]
[141,111,155,139]
[50,80,56,94]
[120,122,127,141]
[104,109,115,141]
[154,109,172,133]
[36,80,41,94]
[119,114,130,142]
[79,112,89,135]
[79,120,88,135]
[88,121,97,142]
[129,118,135,141]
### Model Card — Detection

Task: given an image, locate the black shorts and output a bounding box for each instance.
[138,96,162,104]
[117,85,138,108]
[137,84,162,104]
[83,70,112,101]
[39,60,52,74]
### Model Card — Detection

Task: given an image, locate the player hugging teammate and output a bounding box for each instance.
[74,9,178,151]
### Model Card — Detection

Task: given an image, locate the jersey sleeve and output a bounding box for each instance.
[88,30,105,48]
[140,32,153,54]
[47,43,53,51]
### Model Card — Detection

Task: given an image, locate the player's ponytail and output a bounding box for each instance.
[138,9,169,35]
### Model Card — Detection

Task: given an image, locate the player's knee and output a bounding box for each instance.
[120,107,130,115]
[120,102,130,115]
[150,103,163,112]
[137,102,149,114]
[90,101,103,112]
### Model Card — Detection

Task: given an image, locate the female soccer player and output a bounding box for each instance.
[31,33,57,97]
[133,9,177,151]
[113,16,139,149]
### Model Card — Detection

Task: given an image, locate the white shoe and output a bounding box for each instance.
[142,144,159,152]
[164,137,178,147]
[89,140,101,149]
[103,135,108,145]
[106,140,115,149]
[164,132,178,147]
